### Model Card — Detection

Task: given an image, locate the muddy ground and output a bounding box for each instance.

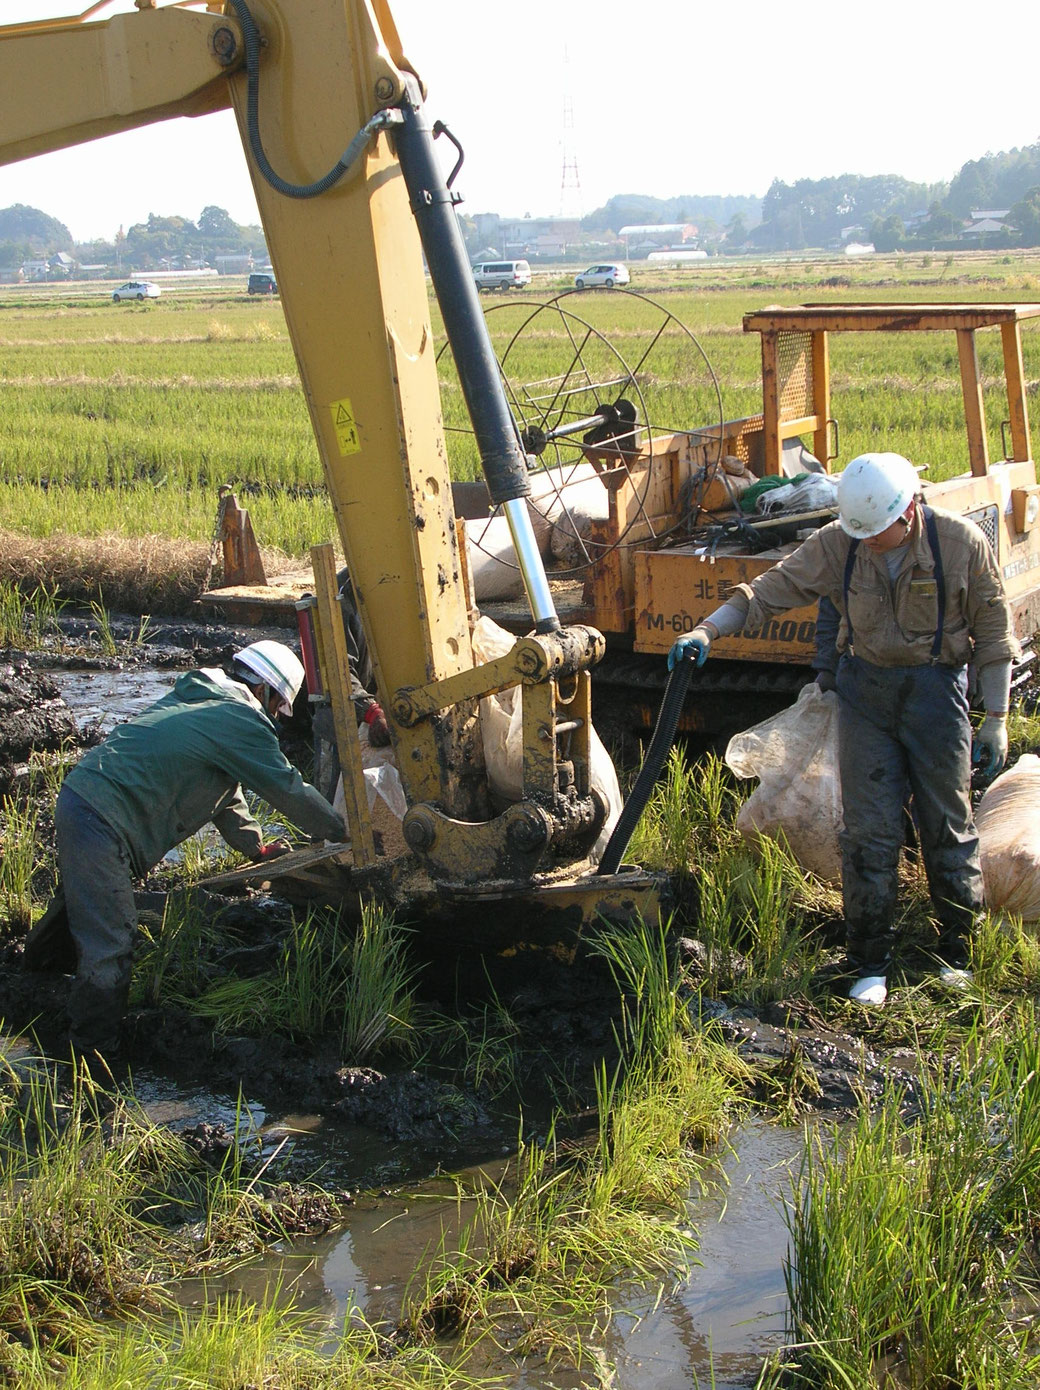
[0,612,921,1185]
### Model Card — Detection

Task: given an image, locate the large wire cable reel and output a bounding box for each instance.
[436,289,727,582]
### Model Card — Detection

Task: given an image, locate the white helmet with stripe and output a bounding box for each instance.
[837,452,920,540]
[234,640,304,717]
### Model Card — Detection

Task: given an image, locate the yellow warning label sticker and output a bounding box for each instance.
[329,398,361,456]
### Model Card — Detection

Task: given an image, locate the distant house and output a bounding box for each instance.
[0,266,24,284]
[497,216,581,258]
[619,224,698,257]
[961,209,1011,241]
[214,254,253,275]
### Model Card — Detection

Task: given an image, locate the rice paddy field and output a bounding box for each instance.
[1,248,1039,594]
[5,252,1040,1388]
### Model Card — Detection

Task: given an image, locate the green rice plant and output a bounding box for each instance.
[769,1005,1040,1387]
[426,989,523,1098]
[0,579,66,649]
[0,1057,189,1308]
[87,590,117,655]
[693,836,826,1006]
[0,791,42,933]
[2,1289,504,1390]
[337,902,419,1059]
[587,913,682,1063]
[970,909,1040,994]
[627,747,740,874]
[189,903,418,1059]
[404,917,745,1364]
[131,890,226,1006]
[0,751,64,934]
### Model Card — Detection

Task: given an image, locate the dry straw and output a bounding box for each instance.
[0,529,288,614]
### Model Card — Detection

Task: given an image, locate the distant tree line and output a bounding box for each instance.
[0,203,266,272]
[581,141,1040,252]
[8,139,1040,265]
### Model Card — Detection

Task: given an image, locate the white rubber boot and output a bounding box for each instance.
[849,974,888,1006]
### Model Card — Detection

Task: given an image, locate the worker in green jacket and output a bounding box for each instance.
[54,640,346,1057]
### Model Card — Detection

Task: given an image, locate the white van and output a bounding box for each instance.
[472,259,532,291]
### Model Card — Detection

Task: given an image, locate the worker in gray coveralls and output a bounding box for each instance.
[54,640,346,1056]
[668,452,1016,1007]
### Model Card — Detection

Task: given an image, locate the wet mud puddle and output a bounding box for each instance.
[204,1114,800,1389]
[57,667,178,734]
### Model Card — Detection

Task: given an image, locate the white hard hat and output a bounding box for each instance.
[234,640,305,717]
[837,453,920,540]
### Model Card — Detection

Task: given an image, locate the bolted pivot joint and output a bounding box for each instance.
[505,805,551,854]
[391,691,420,728]
[402,806,437,853]
[514,627,606,683]
[209,23,240,66]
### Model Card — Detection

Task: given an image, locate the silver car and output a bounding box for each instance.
[574,263,629,289]
[112,280,161,302]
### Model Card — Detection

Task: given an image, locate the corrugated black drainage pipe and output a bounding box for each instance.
[596,653,697,876]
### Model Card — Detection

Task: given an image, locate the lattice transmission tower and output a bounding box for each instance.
[559,89,584,221]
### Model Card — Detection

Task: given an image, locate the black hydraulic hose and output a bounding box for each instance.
[596,653,697,876]
[226,0,401,199]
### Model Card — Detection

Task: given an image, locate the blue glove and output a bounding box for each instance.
[972,714,1008,780]
[667,626,712,672]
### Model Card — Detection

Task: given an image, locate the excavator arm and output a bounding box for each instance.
[0,1,661,927]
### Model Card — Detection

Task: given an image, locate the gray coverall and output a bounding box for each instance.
[712,506,1017,972]
[55,667,345,1053]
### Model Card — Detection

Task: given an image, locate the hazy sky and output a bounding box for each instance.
[2,0,1038,242]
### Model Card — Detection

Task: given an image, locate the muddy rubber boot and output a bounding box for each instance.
[67,978,127,1063]
[22,888,78,973]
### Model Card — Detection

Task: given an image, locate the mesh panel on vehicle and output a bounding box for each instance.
[776,330,814,422]
[964,503,999,555]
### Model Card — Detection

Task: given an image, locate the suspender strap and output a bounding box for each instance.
[841,505,945,661]
[842,538,860,653]
[921,505,945,660]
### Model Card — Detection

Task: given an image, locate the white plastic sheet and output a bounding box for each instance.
[976,753,1040,920]
[333,721,408,822]
[725,682,843,884]
[472,615,622,862]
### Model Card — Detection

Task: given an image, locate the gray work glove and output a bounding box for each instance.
[972,714,1008,780]
[667,625,713,671]
[815,668,837,694]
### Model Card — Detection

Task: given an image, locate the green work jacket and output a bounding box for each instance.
[64,668,345,875]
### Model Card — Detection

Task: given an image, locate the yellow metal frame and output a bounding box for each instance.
[0,2,641,919]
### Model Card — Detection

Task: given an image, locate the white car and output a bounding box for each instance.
[112,280,161,302]
[573,263,629,289]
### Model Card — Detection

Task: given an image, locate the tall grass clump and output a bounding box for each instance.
[0,580,65,649]
[131,891,226,1007]
[627,747,738,873]
[0,755,66,934]
[0,1288,503,1390]
[404,917,746,1364]
[694,835,828,1005]
[765,1003,1040,1387]
[188,903,418,1060]
[0,1057,189,1312]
